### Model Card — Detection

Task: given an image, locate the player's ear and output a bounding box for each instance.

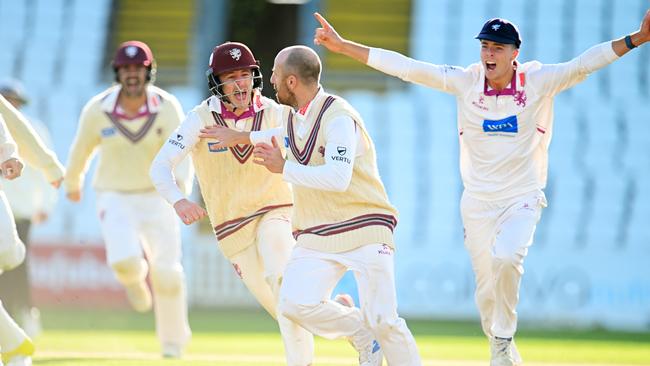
[287,75,297,90]
[511,47,519,62]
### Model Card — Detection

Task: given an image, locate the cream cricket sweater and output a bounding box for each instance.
[65,85,187,194]
[288,93,398,253]
[0,95,64,182]
[192,96,294,258]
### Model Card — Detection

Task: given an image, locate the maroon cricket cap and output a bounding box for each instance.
[112,40,154,69]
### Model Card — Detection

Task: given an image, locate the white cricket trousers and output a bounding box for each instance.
[0,192,29,355]
[461,189,546,339]
[230,214,314,366]
[0,300,28,355]
[0,192,24,270]
[279,244,422,366]
[96,191,190,347]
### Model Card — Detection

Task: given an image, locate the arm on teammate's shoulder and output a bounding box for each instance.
[250,127,283,146]
[199,124,253,148]
[282,115,356,192]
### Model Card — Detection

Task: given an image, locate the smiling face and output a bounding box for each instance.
[117,64,148,97]
[480,40,519,89]
[218,68,254,110]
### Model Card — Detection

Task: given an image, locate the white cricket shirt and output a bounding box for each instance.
[368,42,618,200]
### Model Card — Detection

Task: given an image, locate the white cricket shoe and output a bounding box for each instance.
[333,294,383,366]
[21,308,42,338]
[162,343,182,359]
[511,339,523,365]
[6,356,31,366]
[491,336,515,366]
[125,281,152,313]
[2,338,34,366]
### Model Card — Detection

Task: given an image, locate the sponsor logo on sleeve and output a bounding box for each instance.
[207,142,227,153]
[331,146,351,164]
[168,133,186,149]
[482,115,518,136]
[101,127,116,137]
[377,244,392,255]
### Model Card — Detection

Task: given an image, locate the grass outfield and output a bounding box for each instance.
[32,308,650,365]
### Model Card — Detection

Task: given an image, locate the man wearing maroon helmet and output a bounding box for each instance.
[64,40,193,358]
[150,41,314,366]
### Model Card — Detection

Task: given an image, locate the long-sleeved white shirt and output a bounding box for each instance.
[250,89,368,192]
[368,42,618,200]
[0,115,17,164]
[2,117,57,218]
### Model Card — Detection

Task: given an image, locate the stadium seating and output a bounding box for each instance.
[0,0,646,330]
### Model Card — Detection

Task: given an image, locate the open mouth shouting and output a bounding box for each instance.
[485,61,497,72]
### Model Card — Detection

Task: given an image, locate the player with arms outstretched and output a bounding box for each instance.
[313,9,650,366]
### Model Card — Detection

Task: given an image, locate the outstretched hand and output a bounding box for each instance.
[638,9,650,44]
[253,136,285,174]
[198,125,249,149]
[313,12,345,53]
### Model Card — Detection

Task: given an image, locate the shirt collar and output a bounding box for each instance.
[295,86,325,117]
[482,62,519,97]
[100,84,162,115]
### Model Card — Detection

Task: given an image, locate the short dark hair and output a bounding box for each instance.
[284,48,320,85]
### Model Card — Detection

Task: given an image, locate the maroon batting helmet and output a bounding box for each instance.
[112,40,156,81]
[206,42,263,98]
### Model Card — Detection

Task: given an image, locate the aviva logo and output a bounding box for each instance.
[483,115,518,134]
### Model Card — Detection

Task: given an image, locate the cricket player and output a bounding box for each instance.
[64,41,193,358]
[0,80,57,337]
[202,45,422,366]
[0,116,33,366]
[0,85,65,366]
[150,42,314,365]
[313,9,650,366]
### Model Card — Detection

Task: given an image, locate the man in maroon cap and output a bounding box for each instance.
[64,40,194,358]
[150,41,314,366]
[313,8,650,366]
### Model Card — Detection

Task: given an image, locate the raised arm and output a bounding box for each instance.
[313,12,472,95]
[314,12,370,64]
[531,9,650,96]
[611,9,650,57]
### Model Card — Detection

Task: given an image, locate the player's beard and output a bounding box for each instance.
[275,88,298,110]
[122,77,146,98]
